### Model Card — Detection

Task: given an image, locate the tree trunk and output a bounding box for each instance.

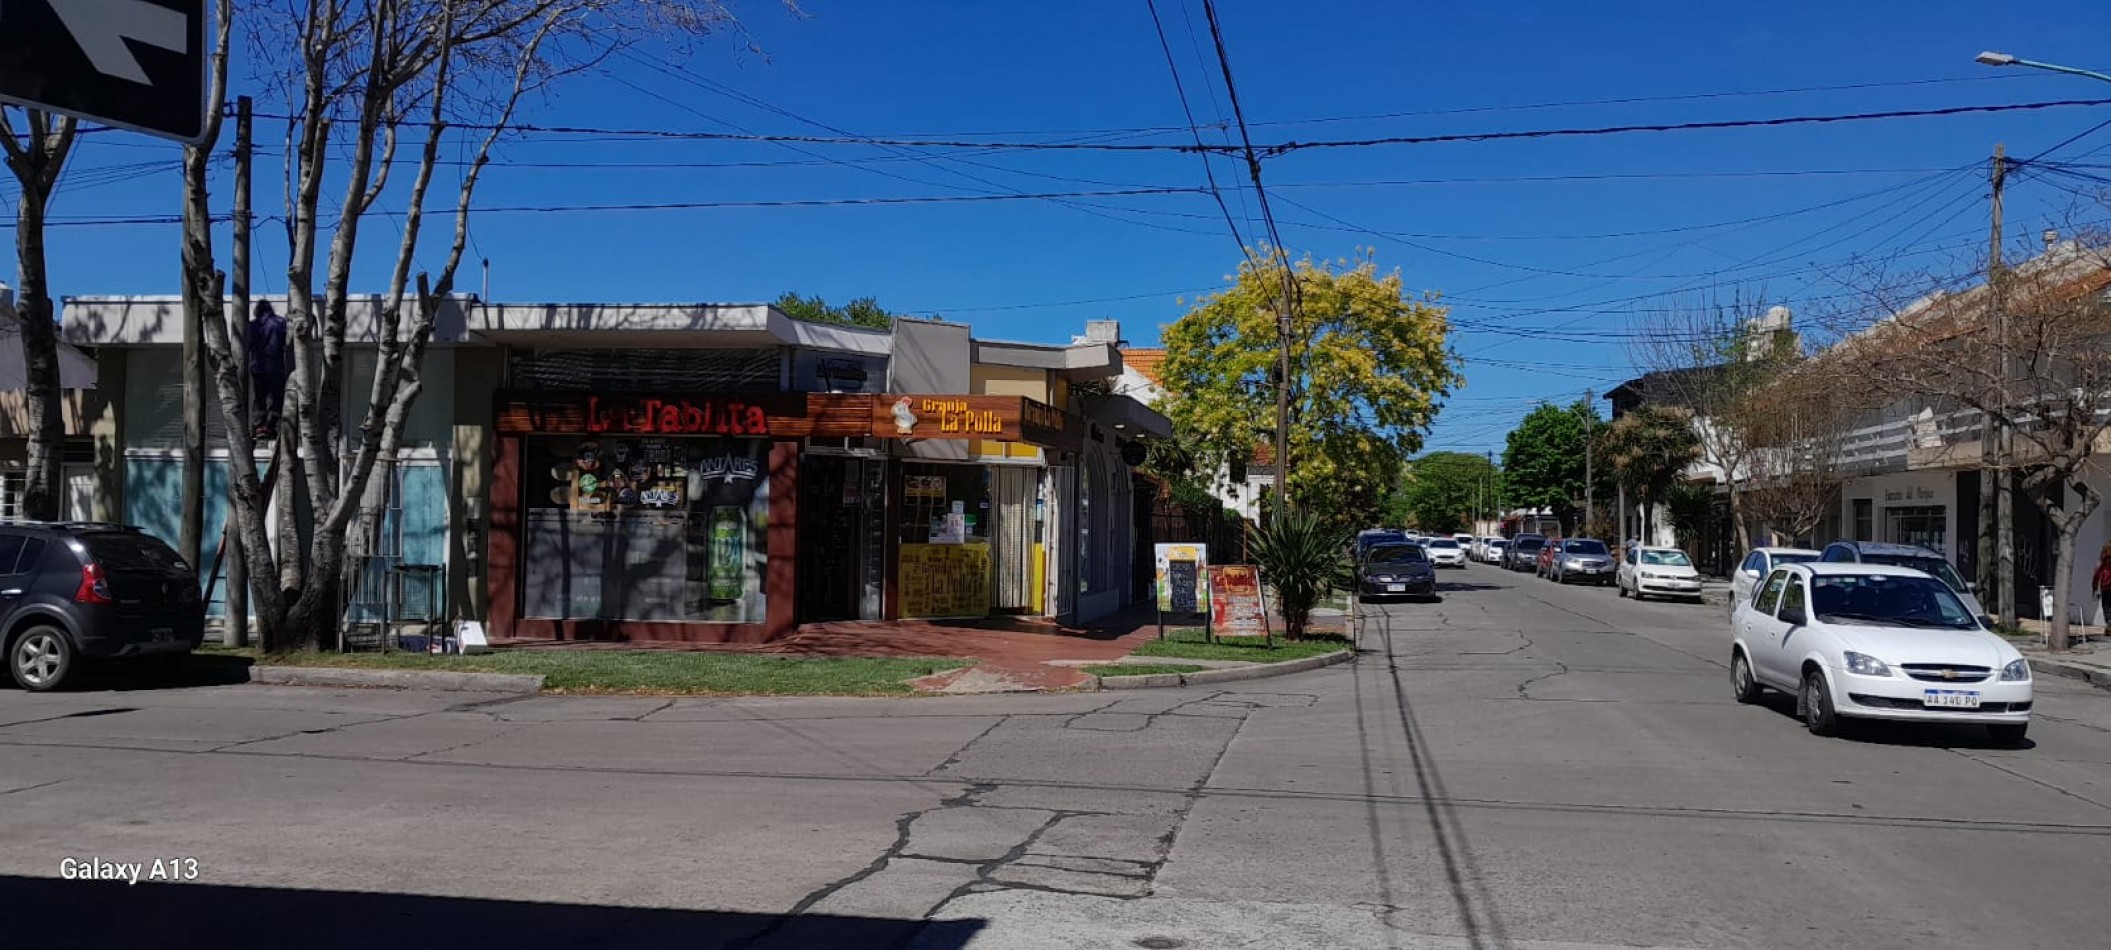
[1726,483,1752,556]
[12,166,64,521]
[2049,513,2079,652]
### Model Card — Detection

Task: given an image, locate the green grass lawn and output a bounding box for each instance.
[1080,663,1209,678]
[205,646,970,696]
[1129,628,1353,664]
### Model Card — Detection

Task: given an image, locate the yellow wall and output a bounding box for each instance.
[969,364,1049,460]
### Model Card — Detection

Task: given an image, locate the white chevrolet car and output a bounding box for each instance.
[1729,562,2032,744]
[1425,537,1468,568]
[1618,545,1704,601]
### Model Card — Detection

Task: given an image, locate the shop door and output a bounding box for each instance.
[797,457,863,624]
[990,467,1036,611]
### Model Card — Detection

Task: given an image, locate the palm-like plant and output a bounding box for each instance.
[1246,507,1351,639]
[1663,482,1717,557]
[1600,405,1702,544]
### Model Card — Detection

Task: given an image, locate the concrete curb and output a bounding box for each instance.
[1086,647,1356,691]
[250,665,546,694]
[2026,656,2111,691]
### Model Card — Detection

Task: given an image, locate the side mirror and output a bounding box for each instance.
[1966,581,1980,593]
[1779,606,1808,626]
[1978,614,1996,630]
[1742,568,1761,578]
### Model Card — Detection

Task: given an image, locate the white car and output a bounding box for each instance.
[1729,562,2032,744]
[1618,545,1704,601]
[1729,546,1821,615]
[1481,537,1507,564]
[1425,537,1467,568]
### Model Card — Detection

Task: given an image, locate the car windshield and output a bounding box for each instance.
[1428,539,1458,549]
[1489,540,1507,548]
[1807,574,1978,629]
[1861,554,1969,593]
[1563,540,1607,555]
[1641,550,1692,567]
[1514,539,1544,551]
[1366,545,1425,564]
[1772,552,1818,566]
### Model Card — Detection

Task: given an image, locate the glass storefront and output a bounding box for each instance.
[1885,505,1946,552]
[520,435,769,623]
[897,463,994,619]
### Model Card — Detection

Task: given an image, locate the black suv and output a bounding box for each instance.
[3,522,204,691]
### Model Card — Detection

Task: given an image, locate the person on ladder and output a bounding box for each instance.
[248,300,288,439]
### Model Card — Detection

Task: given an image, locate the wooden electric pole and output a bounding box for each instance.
[1980,143,2014,626]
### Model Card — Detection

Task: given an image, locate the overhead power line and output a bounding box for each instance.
[246,97,2111,154]
[1142,0,1248,252]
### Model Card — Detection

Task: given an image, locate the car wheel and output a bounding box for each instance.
[1987,723,2028,746]
[1617,581,1628,598]
[1731,651,1764,705]
[1801,669,1841,737]
[9,625,74,692]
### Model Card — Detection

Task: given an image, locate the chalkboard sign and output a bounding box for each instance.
[1165,559,1199,613]
[1153,543,1208,615]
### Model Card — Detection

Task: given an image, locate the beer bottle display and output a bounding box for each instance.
[709,505,746,603]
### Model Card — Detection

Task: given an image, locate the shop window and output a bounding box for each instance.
[900,465,990,544]
[521,435,770,623]
[1884,505,1945,552]
[1852,498,1873,541]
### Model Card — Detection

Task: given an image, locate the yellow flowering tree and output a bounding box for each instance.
[1160,250,1462,529]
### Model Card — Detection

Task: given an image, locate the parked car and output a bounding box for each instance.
[2,522,205,691]
[1505,535,1547,571]
[1534,539,1563,578]
[1357,543,1437,602]
[1729,546,1821,614]
[1452,533,1475,550]
[1355,529,1407,562]
[1618,545,1704,601]
[1481,537,1508,564]
[1425,537,1467,568]
[1819,540,1988,625]
[1547,538,1615,585]
[1729,562,2031,744]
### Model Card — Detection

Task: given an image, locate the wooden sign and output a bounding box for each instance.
[874,394,1077,449]
[1208,564,1271,639]
[495,391,872,438]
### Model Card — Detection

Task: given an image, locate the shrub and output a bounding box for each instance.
[1247,508,1352,639]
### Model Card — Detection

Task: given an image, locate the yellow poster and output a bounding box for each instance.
[899,543,992,618]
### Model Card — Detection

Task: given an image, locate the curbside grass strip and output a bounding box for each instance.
[251,665,546,694]
[1088,647,1355,691]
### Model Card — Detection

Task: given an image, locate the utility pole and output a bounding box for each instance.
[226,96,254,647]
[1981,143,2014,626]
[1582,389,1595,536]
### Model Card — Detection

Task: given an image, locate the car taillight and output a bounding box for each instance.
[75,561,115,604]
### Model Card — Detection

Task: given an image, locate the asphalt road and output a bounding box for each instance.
[4,565,2110,949]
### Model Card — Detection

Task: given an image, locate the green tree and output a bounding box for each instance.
[1159,250,1462,530]
[774,292,895,329]
[1598,404,1701,545]
[1399,452,1499,534]
[1502,400,1600,533]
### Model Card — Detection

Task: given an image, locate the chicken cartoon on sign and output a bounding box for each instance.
[890,397,919,436]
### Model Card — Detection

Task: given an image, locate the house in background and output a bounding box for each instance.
[1115,342,1272,522]
[0,286,104,520]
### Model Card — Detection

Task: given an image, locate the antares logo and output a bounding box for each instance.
[695,455,761,484]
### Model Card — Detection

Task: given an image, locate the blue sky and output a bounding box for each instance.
[14,0,2111,454]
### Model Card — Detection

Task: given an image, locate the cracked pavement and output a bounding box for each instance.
[5,567,2111,948]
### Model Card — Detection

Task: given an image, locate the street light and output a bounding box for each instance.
[1975,50,2111,85]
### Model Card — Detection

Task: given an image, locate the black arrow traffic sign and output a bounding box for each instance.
[0,0,206,143]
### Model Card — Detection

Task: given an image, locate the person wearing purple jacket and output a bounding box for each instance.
[247,300,288,436]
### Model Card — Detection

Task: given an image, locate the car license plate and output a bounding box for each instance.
[1924,690,1981,709]
[151,628,174,643]
[1386,584,1405,593]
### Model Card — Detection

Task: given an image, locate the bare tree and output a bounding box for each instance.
[1739,363,1862,547]
[1,108,78,521]
[182,0,755,651]
[1835,241,2111,649]
[1632,296,1801,555]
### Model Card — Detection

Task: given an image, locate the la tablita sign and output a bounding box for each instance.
[585,395,769,436]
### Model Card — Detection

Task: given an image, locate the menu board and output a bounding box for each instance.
[1208,564,1270,639]
[1154,543,1208,614]
[899,543,991,619]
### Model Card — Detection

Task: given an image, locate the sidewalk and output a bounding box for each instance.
[2014,617,2111,689]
